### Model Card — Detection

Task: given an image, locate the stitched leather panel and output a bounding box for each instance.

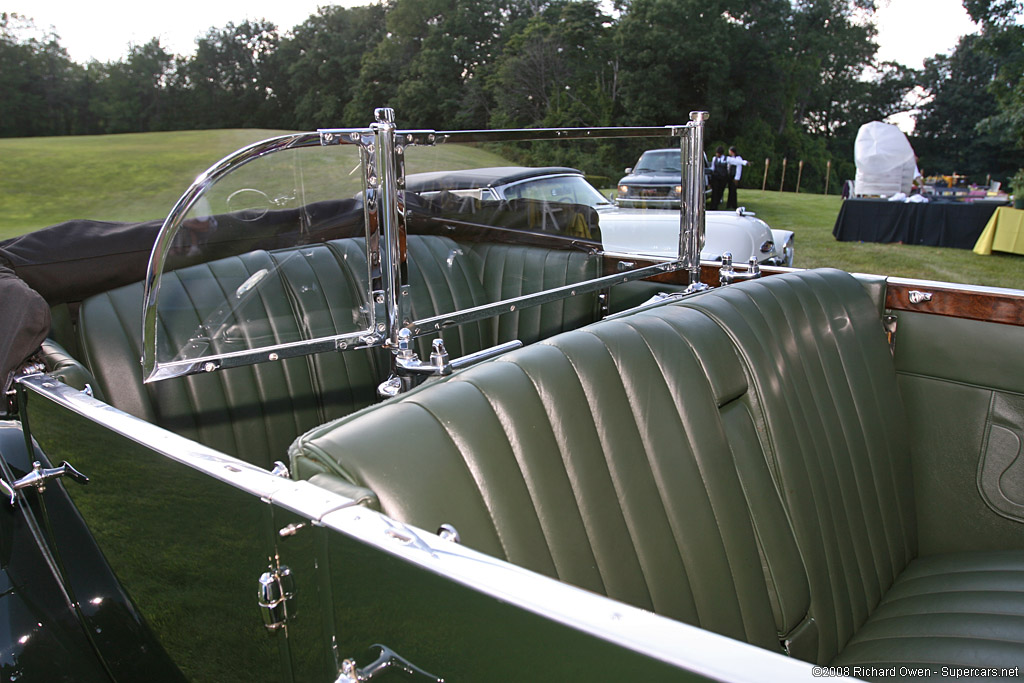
[291,303,804,653]
[405,235,492,359]
[78,246,381,468]
[682,269,918,662]
[467,242,601,347]
[834,551,1024,672]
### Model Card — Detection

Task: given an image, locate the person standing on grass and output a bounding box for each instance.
[726,146,749,210]
[709,146,730,210]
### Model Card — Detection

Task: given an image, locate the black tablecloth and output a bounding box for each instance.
[832,199,1001,249]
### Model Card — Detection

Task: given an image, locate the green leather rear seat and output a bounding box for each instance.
[680,270,1024,673]
[72,235,600,469]
[289,268,1024,674]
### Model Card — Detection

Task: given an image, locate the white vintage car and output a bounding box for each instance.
[405,166,795,266]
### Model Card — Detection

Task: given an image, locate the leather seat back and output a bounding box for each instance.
[681,269,917,661]
[290,300,812,654]
[74,235,603,468]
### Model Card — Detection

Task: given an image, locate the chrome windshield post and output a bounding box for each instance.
[680,111,709,292]
[368,108,407,350]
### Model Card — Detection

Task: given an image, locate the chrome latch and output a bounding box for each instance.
[908,290,933,305]
[395,332,454,378]
[2,461,89,505]
[337,644,442,682]
[258,565,295,631]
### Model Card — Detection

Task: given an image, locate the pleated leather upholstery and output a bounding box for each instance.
[292,267,1024,671]
[291,300,810,653]
[78,247,381,469]
[75,235,602,468]
[681,269,918,662]
[834,552,1024,672]
[466,242,600,347]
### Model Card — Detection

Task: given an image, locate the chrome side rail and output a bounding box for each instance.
[403,261,683,341]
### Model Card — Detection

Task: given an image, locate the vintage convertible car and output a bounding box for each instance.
[407,165,795,266]
[1,109,1023,682]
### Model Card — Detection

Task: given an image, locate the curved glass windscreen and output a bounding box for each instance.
[144,136,376,382]
[143,121,697,383]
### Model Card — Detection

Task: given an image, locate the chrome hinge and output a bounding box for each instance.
[258,565,295,631]
[883,314,898,355]
[337,644,442,682]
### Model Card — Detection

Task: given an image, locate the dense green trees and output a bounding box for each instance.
[3,1,1022,189]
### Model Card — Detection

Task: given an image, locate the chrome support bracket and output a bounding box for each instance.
[392,330,523,385]
[680,111,709,288]
[3,460,89,504]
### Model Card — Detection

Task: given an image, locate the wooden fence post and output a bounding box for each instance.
[762,158,770,193]
[779,158,787,193]
[796,160,804,193]
[825,160,832,196]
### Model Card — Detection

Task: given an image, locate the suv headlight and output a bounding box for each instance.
[617,184,630,196]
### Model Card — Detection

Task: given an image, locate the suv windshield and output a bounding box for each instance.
[635,150,682,173]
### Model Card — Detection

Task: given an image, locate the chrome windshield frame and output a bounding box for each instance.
[141,111,709,383]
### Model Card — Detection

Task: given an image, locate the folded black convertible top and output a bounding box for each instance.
[0,198,366,306]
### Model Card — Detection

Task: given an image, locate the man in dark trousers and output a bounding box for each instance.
[709,146,730,210]
[726,146,749,210]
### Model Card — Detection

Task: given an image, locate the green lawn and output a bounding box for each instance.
[2,130,1021,290]
[737,190,1024,291]
[0,130,299,234]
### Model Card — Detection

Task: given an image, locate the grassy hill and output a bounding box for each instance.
[2,130,1021,290]
[0,130,297,234]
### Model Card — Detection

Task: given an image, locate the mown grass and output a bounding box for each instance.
[738,190,1024,291]
[0,130,299,234]
[2,130,1021,290]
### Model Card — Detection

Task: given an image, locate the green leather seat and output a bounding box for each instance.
[291,302,811,654]
[72,235,601,469]
[290,268,1024,673]
[681,270,1024,672]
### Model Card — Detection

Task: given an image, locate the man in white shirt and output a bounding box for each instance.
[709,146,730,210]
[726,146,749,210]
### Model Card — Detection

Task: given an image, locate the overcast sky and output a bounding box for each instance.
[8,0,978,68]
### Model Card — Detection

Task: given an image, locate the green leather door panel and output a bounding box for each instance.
[893,310,1024,555]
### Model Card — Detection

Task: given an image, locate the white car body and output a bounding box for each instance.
[406,167,795,266]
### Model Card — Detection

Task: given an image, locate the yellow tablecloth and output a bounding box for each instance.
[973,206,1024,255]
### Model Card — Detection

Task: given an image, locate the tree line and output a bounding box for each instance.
[2,0,1022,192]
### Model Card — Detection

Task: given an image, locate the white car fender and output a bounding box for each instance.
[597,209,776,263]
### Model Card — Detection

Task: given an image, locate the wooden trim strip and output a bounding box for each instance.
[885,281,1024,327]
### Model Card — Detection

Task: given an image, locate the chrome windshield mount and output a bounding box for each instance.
[681,110,710,293]
[378,329,523,398]
[718,252,762,287]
